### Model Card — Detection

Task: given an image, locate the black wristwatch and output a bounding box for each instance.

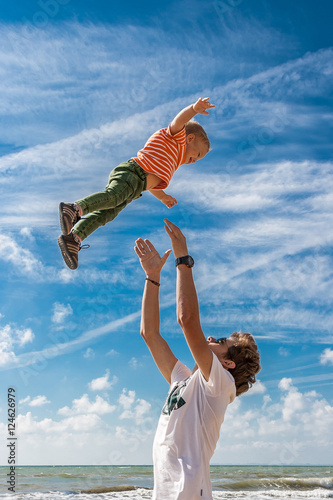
[175,255,194,268]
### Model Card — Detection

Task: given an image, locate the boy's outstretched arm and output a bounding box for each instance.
[169,97,215,136]
[134,238,177,384]
[149,189,177,208]
[164,219,214,381]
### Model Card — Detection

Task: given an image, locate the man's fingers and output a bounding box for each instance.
[145,239,156,253]
[164,218,173,228]
[134,245,142,258]
[135,238,150,257]
[164,218,179,234]
[164,219,173,236]
[135,238,160,260]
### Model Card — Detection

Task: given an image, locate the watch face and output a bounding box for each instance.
[176,255,194,267]
[187,256,194,267]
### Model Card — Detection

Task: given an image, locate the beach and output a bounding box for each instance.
[0,465,332,499]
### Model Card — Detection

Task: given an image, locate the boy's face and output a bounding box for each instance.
[184,135,209,164]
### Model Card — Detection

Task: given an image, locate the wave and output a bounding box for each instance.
[0,488,332,500]
[78,485,150,493]
[31,473,88,479]
[220,477,333,491]
[213,490,333,499]
[0,488,154,500]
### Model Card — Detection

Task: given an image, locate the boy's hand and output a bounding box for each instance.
[161,194,178,209]
[169,96,215,135]
[193,97,215,115]
[164,219,189,259]
[135,238,172,277]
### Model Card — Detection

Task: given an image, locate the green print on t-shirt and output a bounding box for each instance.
[162,379,188,415]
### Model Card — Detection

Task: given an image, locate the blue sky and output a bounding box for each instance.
[0,0,332,466]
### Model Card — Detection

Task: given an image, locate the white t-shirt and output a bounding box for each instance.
[152,353,236,500]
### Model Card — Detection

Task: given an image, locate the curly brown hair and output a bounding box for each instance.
[227,332,261,397]
[185,120,210,150]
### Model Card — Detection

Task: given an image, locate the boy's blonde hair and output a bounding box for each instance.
[227,332,261,396]
[185,120,210,150]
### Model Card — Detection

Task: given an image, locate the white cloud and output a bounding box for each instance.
[134,399,152,423]
[129,357,143,370]
[0,325,16,366]
[4,378,333,466]
[19,395,50,406]
[0,233,42,275]
[0,231,127,286]
[242,380,266,396]
[83,348,95,359]
[0,310,142,372]
[17,411,101,435]
[88,370,118,391]
[278,377,293,391]
[0,42,332,236]
[17,328,35,346]
[52,303,73,324]
[106,349,119,357]
[320,348,333,365]
[218,378,333,465]
[19,396,32,405]
[19,227,34,241]
[281,386,304,422]
[30,395,50,407]
[118,389,152,424]
[279,347,290,357]
[58,394,115,416]
[0,324,35,367]
[175,160,333,215]
[118,389,136,411]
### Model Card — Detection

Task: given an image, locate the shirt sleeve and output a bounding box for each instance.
[171,360,192,385]
[166,125,187,146]
[201,353,236,402]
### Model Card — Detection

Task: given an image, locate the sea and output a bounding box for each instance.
[0,465,332,500]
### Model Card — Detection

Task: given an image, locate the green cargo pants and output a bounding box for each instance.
[72,160,147,241]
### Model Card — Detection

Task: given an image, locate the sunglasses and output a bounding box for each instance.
[216,337,235,361]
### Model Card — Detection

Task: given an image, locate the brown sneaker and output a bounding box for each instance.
[59,202,81,235]
[58,233,82,270]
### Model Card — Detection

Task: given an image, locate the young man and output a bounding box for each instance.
[134,219,261,500]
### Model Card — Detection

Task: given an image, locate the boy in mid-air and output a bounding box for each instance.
[58,97,215,269]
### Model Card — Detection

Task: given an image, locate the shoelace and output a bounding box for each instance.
[79,244,90,251]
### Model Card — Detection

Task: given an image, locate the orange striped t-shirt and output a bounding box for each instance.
[132,126,187,190]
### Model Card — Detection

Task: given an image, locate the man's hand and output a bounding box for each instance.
[135,238,172,277]
[161,194,177,208]
[193,97,215,115]
[164,219,189,259]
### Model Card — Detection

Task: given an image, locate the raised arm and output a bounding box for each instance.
[134,238,177,384]
[169,97,215,136]
[164,219,213,381]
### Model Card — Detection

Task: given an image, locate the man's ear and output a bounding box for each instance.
[221,359,236,370]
